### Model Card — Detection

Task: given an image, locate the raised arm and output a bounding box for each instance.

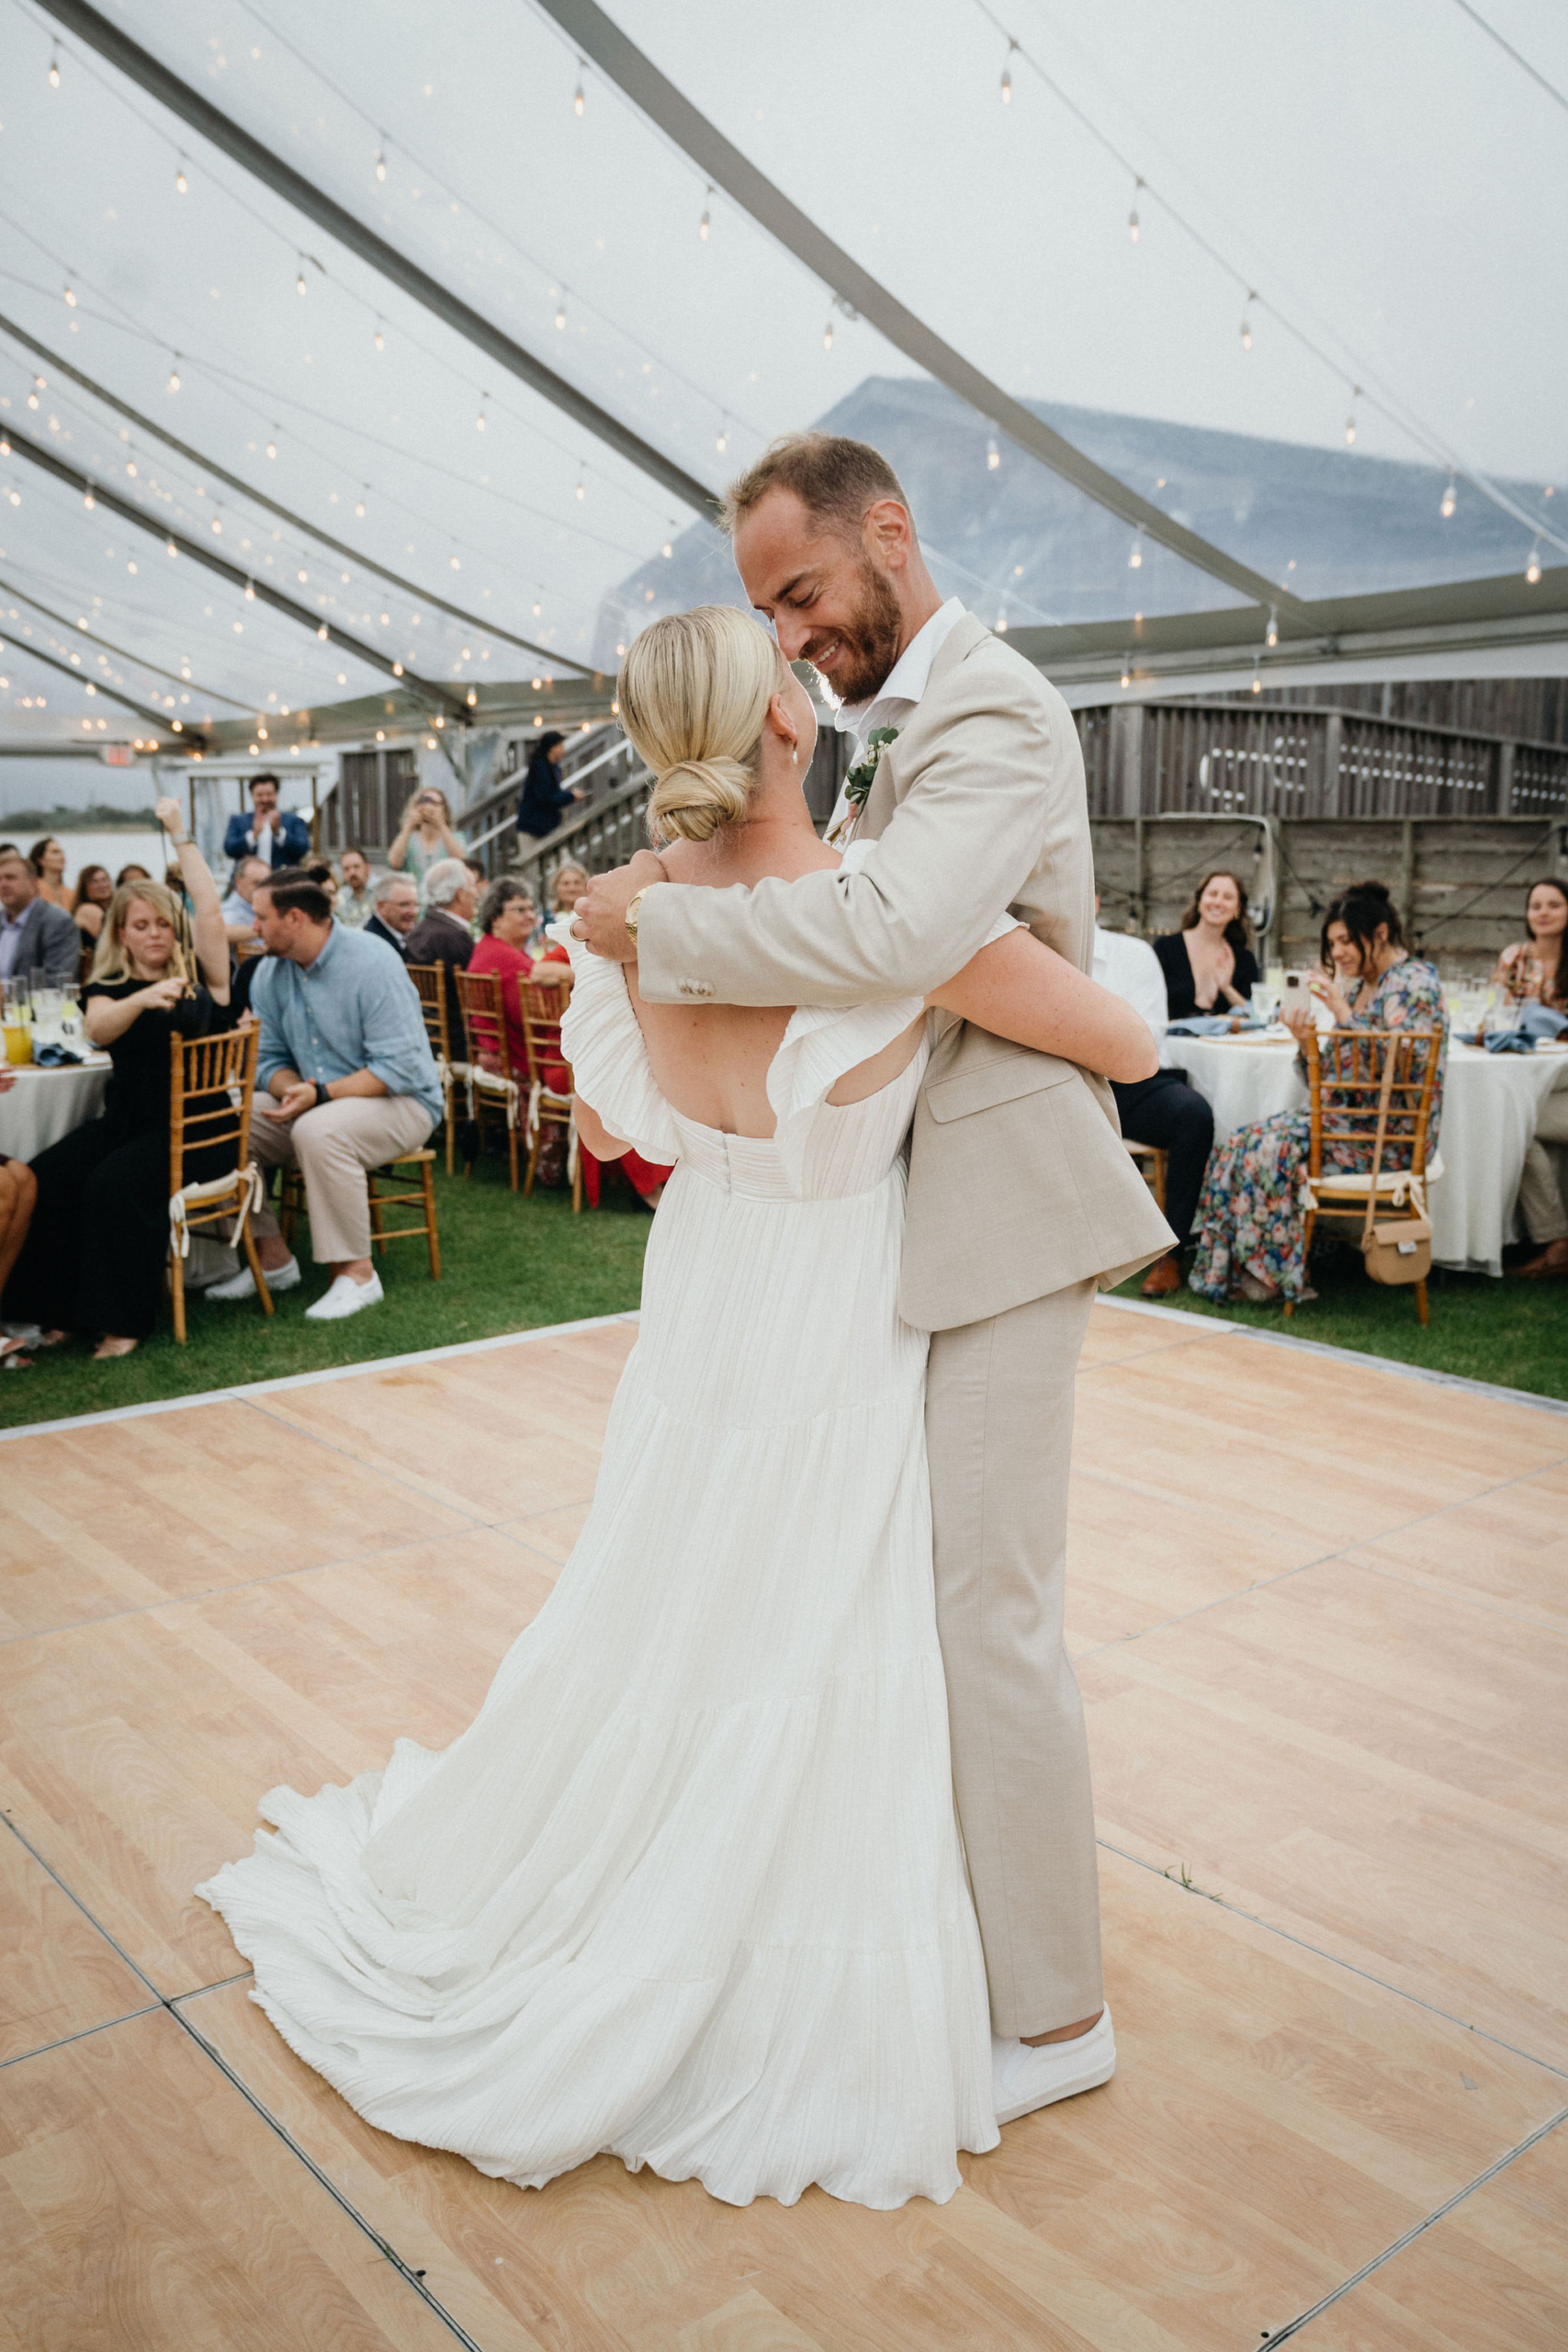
[930,929,1158,1083]
[625,666,1066,1010]
[155,798,230,1001]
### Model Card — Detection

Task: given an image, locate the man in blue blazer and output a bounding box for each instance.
[222,774,312,882]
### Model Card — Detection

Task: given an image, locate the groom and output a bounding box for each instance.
[575,434,1171,2117]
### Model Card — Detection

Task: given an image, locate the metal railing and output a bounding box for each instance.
[492,763,656,904]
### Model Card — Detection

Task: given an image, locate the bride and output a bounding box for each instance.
[199,606,1155,2211]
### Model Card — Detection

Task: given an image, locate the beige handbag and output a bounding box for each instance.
[1359,1048,1432,1287]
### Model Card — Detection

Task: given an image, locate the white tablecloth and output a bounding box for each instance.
[0,1056,111,1162]
[1159,1031,1568,1277]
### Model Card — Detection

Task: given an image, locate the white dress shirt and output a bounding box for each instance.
[823,596,969,842]
[1091,924,1168,1052]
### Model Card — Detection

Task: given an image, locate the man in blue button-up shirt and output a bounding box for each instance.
[210,867,441,1323]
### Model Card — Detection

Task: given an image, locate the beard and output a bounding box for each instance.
[802,557,904,706]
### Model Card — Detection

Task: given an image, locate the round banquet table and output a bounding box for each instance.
[0,1054,111,1163]
[1159,1029,1568,1277]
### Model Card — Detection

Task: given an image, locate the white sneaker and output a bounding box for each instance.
[304,1271,384,1322]
[207,1255,301,1302]
[992,2007,1116,2125]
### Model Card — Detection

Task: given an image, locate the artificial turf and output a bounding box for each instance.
[1,1159,653,1430]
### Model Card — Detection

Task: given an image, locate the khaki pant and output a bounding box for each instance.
[1517,1065,1568,1245]
[926,1278,1100,2040]
[248,1092,433,1263]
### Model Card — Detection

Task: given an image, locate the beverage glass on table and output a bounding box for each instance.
[1,978,32,1066]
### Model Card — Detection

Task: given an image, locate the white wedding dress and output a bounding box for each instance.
[198,887,998,2210]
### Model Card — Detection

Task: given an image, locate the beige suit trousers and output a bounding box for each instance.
[926,1278,1101,2039]
[247,1092,433,1263]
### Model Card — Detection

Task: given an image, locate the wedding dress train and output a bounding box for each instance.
[198,910,998,2209]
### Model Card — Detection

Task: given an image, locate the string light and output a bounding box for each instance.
[699,187,712,241]
[1240,293,1256,351]
[1440,473,1457,519]
[1250,660,1263,694]
[375,148,387,182]
[265,438,276,459]
[573,65,586,115]
[243,580,255,600]
[373,324,385,352]
[175,164,187,195]
[555,300,567,331]
[716,422,728,454]
[63,284,77,308]
[1120,658,1132,690]
[574,471,585,501]
[296,267,308,298]
[822,316,834,353]
[1526,541,1542,584]
[987,435,1000,471]
[392,661,404,676]
[1344,390,1360,447]
[1129,177,1143,243]
[1000,40,1016,103]
[467,687,478,707]
[532,601,542,617]
[48,47,61,87]
[661,532,674,558]
[476,401,487,432]
[167,364,180,392]
[83,486,95,511]
[1266,605,1279,650]
[1127,526,1143,570]
[317,623,329,640]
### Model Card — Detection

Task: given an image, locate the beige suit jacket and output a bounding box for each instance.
[635,613,1174,1329]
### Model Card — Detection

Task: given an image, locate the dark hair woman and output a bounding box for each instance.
[515,731,584,842]
[1188,879,1445,1306]
[1153,869,1259,1022]
[1494,877,1567,1009]
[28,836,71,909]
[3,800,232,1361]
[70,862,114,942]
[115,862,152,888]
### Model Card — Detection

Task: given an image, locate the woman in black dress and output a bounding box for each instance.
[1153,869,1260,1021]
[515,731,583,840]
[4,800,232,1361]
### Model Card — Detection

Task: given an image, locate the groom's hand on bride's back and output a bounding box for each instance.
[572,851,668,961]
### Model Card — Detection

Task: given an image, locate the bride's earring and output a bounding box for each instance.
[790,742,799,766]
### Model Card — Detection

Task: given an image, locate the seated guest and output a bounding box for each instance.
[462,857,487,913]
[0,843,81,987]
[305,861,340,910]
[468,877,543,1073]
[222,771,311,880]
[115,863,152,888]
[0,1069,39,1368]
[28,837,72,910]
[1092,897,1213,1298]
[221,854,272,946]
[406,857,478,1058]
[334,846,378,930]
[1154,870,1260,1022]
[3,802,233,1360]
[530,859,590,955]
[1190,881,1445,1306]
[71,863,115,944]
[366,872,419,961]
[208,868,442,1322]
[1501,879,1568,1278]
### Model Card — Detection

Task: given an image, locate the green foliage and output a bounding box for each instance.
[1,1160,652,1430]
[0,805,159,832]
[1116,1238,1568,1403]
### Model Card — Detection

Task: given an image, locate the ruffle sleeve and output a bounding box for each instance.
[553,922,682,1166]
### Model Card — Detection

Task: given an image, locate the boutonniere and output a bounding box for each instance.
[828,725,899,846]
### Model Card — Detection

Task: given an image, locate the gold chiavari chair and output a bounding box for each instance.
[455,967,520,1191]
[407,961,460,1175]
[1298,1025,1443,1326]
[520,972,581,1212]
[166,1022,272,1344]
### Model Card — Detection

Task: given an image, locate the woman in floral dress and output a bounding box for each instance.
[1190,880,1446,1305]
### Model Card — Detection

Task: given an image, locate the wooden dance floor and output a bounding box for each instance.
[2,1303,1564,2350]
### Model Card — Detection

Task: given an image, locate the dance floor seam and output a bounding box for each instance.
[3,1305,1563,2350]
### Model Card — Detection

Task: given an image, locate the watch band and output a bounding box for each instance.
[624,887,648,946]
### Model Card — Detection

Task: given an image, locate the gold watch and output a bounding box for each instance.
[624,887,649,947]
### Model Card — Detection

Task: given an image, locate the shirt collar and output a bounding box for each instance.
[834,597,967,738]
[299,922,341,978]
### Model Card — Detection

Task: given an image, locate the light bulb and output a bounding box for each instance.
[987,435,1000,471]
[374,326,385,351]
[175,166,187,195]
[1120,663,1131,690]
[555,303,566,331]
[1128,529,1143,570]
[296,270,308,298]
[1344,413,1357,446]
[575,477,585,501]
[823,319,834,352]
[1526,543,1542,584]
[467,688,477,707]
[318,624,329,640]
[243,580,254,600]
[392,662,403,676]
[375,150,387,182]
[84,489,95,511]
[355,500,366,518]
[699,190,711,240]
[661,539,673,559]
[1440,474,1456,519]
[573,76,585,116]
[265,439,276,459]
[476,408,486,431]
[532,602,542,617]
[716,427,728,453]
[166,537,176,557]
[48,52,60,87]
[1250,663,1263,694]
[1266,606,1279,649]
[1000,42,1015,102]
[1129,177,1142,243]
[63,285,76,308]
[1240,317,1252,351]
[167,366,180,391]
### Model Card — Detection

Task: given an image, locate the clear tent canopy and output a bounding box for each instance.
[0,0,1563,785]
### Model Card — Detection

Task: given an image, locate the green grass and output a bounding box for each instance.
[1113,1238,1568,1403]
[1,1159,652,1430]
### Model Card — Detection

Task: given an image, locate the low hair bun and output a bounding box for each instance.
[649,755,752,844]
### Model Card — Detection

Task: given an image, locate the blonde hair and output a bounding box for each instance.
[619,605,788,844]
[90,881,198,987]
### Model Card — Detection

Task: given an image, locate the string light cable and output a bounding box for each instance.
[969,0,1568,560]
[1448,0,1568,117]
[0,569,255,707]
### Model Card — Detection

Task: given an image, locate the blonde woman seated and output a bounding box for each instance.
[201,608,1154,2213]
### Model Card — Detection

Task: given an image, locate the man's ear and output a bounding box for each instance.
[863,498,914,572]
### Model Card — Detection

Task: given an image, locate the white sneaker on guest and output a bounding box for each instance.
[207,1255,301,1301]
[304,1270,384,1322]
[992,2007,1116,2125]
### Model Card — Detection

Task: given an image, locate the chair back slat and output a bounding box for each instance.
[406,963,451,1061]
[167,1023,261,1193]
[520,975,574,1092]
[1304,1027,1442,1183]
[455,969,509,1070]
